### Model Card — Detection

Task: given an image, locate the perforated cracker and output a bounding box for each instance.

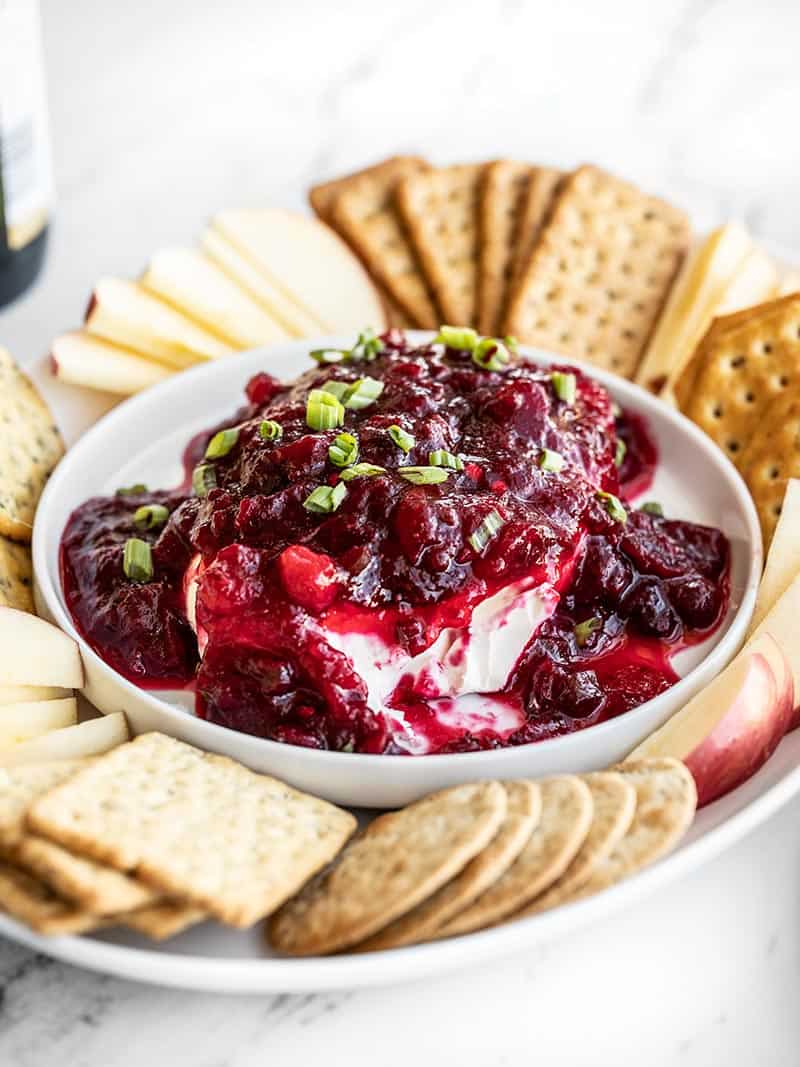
[508,166,563,289]
[28,733,357,928]
[478,161,536,334]
[739,387,800,545]
[395,163,488,327]
[0,536,33,612]
[0,760,85,850]
[0,862,102,935]
[269,781,507,956]
[309,156,428,223]
[504,165,690,378]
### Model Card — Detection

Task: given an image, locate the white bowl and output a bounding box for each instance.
[33,336,762,807]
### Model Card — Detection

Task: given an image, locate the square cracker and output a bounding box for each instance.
[309,156,428,224]
[326,158,439,328]
[0,347,64,543]
[507,166,563,290]
[0,760,86,850]
[739,387,800,546]
[0,535,33,612]
[0,862,102,935]
[504,165,691,378]
[395,163,488,327]
[123,901,206,941]
[28,733,357,928]
[478,161,537,334]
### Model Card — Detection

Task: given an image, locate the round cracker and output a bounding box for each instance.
[513,771,636,918]
[355,780,541,952]
[269,781,507,956]
[435,776,594,937]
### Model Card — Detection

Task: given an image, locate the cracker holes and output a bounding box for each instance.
[711,404,724,419]
[727,440,740,454]
[730,355,746,369]
[743,390,755,405]
[768,466,781,480]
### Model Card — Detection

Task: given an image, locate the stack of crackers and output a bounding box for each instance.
[311,158,692,380]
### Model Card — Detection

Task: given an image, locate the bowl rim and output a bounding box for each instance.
[33,333,763,768]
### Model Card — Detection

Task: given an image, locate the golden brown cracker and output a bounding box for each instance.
[309,156,428,223]
[0,760,85,850]
[504,165,691,378]
[0,862,102,935]
[508,166,563,288]
[0,536,33,612]
[739,387,800,546]
[124,901,206,940]
[478,161,536,334]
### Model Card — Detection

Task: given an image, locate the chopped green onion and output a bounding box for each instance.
[640,501,664,517]
[597,490,627,524]
[398,466,451,485]
[116,483,148,496]
[320,380,350,401]
[503,335,519,353]
[303,481,348,514]
[468,509,506,553]
[205,427,239,459]
[192,463,217,498]
[310,348,347,365]
[133,504,169,531]
[342,377,384,410]
[123,538,153,582]
[259,419,283,441]
[539,448,565,473]
[340,463,387,481]
[574,616,602,648]
[428,449,464,471]
[435,325,479,351]
[388,425,415,454]
[551,371,577,405]
[328,432,359,468]
[614,439,627,467]
[611,401,622,419]
[306,389,345,430]
[350,327,383,362]
[473,337,512,372]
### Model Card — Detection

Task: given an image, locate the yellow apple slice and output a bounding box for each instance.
[714,247,777,316]
[85,278,234,369]
[51,331,171,396]
[749,479,800,635]
[0,685,70,705]
[0,608,83,688]
[202,228,323,337]
[773,270,800,297]
[635,223,753,393]
[210,209,386,334]
[0,697,77,744]
[141,247,289,349]
[0,712,128,768]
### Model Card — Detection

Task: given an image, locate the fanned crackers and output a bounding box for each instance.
[0,862,102,936]
[0,347,64,542]
[269,781,507,956]
[396,163,487,327]
[504,165,690,378]
[0,536,33,612]
[324,157,439,328]
[739,388,800,545]
[28,733,357,927]
[508,166,563,289]
[478,161,536,334]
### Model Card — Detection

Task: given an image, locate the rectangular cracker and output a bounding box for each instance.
[0,760,86,850]
[0,862,102,935]
[504,165,691,378]
[309,156,428,224]
[478,160,537,334]
[508,166,563,289]
[28,733,358,928]
[395,163,488,327]
[326,158,439,328]
[740,388,800,546]
[0,536,33,613]
[123,901,206,941]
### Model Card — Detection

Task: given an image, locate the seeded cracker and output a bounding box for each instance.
[0,346,64,542]
[478,161,536,334]
[0,535,33,612]
[355,780,540,951]
[269,781,507,956]
[504,165,690,378]
[28,733,357,927]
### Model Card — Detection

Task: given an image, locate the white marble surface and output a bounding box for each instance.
[2,0,800,1062]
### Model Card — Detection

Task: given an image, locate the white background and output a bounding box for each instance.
[2,1,800,1064]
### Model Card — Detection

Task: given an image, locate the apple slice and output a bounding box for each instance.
[85,278,234,369]
[0,712,128,768]
[0,608,83,688]
[202,228,323,337]
[714,247,777,316]
[774,270,800,297]
[749,479,800,635]
[141,247,289,349]
[51,331,171,396]
[210,209,386,333]
[0,697,77,744]
[0,684,70,705]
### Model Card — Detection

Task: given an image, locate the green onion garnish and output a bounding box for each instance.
[435,325,479,351]
[303,482,348,514]
[473,337,512,372]
[328,432,359,468]
[192,463,217,498]
[306,389,345,430]
[340,463,386,481]
[398,466,451,485]
[611,401,622,419]
[428,449,464,471]
[574,616,602,648]
[342,377,384,410]
[259,419,283,441]
[551,371,577,405]
[597,491,627,524]
[614,439,627,467]
[205,427,239,459]
[388,425,415,453]
[320,380,350,401]
[503,335,519,353]
[310,348,347,365]
[350,327,383,362]
[468,509,506,553]
[640,501,664,517]
[123,538,153,582]
[116,483,148,496]
[539,449,565,473]
[133,504,169,531]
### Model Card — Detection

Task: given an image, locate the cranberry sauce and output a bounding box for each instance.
[60,332,730,754]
